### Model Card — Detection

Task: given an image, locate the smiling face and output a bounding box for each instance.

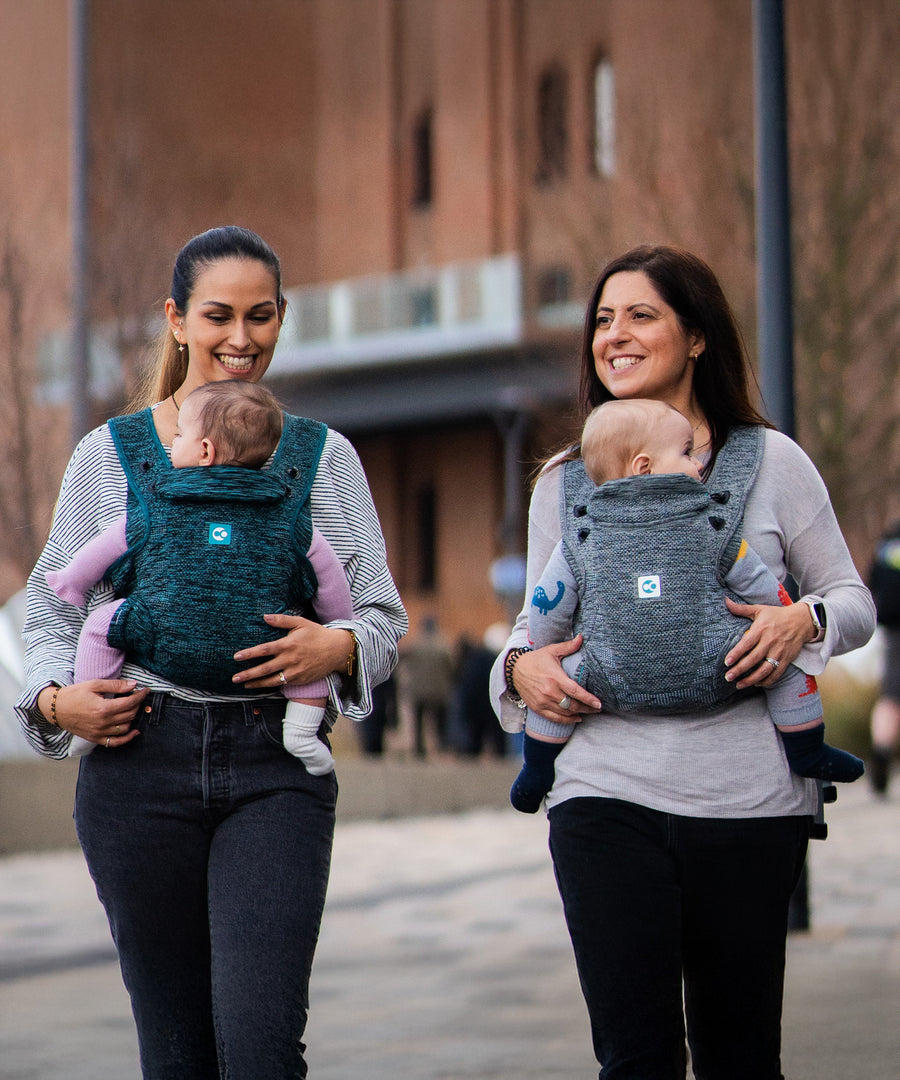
[166,257,283,392]
[592,270,704,415]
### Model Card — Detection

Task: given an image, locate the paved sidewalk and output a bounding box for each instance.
[0,782,898,1079]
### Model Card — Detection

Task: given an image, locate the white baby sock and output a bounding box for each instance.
[283,701,334,775]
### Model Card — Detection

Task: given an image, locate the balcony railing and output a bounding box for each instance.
[270,254,524,375]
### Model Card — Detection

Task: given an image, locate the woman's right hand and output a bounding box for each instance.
[510,637,602,724]
[38,680,148,749]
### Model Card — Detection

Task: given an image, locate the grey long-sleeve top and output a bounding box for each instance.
[491,428,875,818]
[18,419,408,759]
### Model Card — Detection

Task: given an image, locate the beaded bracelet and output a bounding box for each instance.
[49,685,62,728]
[504,646,532,701]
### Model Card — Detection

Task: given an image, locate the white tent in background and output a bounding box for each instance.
[0,590,32,759]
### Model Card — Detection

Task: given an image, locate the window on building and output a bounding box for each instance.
[410,286,437,327]
[416,483,437,590]
[536,66,568,183]
[591,56,616,178]
[412,108,433,207]
[537,267,572,307]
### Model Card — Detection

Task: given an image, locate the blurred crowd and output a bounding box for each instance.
[355,615,516,761]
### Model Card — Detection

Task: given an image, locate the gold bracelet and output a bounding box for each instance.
[49,685,62,728]
[345,630,358,678]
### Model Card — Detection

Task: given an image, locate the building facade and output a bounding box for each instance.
[2,0,763,638]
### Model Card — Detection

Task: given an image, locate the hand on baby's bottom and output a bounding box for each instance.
[283,702,334,776]
[510,735,565,814]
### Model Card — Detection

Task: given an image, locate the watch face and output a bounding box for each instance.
[813,602,827,629]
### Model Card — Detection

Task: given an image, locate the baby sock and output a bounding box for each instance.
[46,568,89,607]
[69,603,128,758]
[69,736,97,758]
[779,723,864,783]
[510,734,566,814]
[283,702,334,775]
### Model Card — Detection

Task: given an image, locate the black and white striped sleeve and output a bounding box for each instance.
[15,425,129,758]
[309,430,408,725]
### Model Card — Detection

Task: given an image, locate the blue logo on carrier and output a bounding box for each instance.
[209,523,232,545]
[637,574,662,599]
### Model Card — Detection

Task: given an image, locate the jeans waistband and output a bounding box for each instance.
[147,690,287,724]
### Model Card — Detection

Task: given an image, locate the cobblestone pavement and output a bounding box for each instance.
[0,782,897,1079]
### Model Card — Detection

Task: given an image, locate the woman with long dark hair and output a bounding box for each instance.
[492,245,874,1077]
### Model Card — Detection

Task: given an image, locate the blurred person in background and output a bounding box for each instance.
[867,520,900,794]
[396,614,454,757]
[449,623,510,757]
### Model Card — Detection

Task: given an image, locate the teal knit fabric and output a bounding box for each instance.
[105,408,327,694]
[561,425,765,714]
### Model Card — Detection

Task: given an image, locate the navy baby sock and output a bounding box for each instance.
[510,735,566,813]
[780,724,864,783]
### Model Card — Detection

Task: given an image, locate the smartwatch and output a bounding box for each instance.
[806,601,827,642]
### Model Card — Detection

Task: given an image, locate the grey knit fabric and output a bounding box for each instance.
[561,425,764,714]
[105,408,327,694]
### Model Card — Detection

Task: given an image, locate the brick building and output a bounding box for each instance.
[1,0,764,639]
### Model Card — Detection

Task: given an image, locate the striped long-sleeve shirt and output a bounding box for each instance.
[16,417,408,759]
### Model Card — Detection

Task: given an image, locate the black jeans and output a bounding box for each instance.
[75,693,337,1080]
[548,797,809,1080]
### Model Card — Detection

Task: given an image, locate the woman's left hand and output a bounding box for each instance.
[232,614,353,690]
[723,597,815,689]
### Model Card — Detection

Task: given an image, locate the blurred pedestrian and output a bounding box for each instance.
[397,615,454,757]
[868,521,900,794]
[356,672,398,755]
[450,624,509,757]
[16,226,407,1079]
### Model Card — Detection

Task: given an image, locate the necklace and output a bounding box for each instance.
[691,416,711,455]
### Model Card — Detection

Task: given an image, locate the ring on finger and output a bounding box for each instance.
[764,656,780,670]
[106,736,111,748]
[278,670,287,685]
[558,695,572,711]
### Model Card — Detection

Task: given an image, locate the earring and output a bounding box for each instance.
[178,343,185,354]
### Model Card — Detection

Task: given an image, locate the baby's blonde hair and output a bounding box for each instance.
[581,399,682,484]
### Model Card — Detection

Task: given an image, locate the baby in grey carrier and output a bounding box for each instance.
[511,399,863,813]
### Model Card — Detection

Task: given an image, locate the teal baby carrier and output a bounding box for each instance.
[105,408,327,694]
[561,425,765,714]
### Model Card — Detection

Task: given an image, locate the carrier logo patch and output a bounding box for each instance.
[637,574,662,599]
[209,523,232,545]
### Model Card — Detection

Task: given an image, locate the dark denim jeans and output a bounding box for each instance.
[548,797,809,1080]
[75,693,337,1080]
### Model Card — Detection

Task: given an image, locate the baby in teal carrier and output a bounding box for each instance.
[511,399,864,813]
[47,381,353,774]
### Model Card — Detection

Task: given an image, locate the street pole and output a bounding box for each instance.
[754,0,825,931]
[753,0,795,439]
[70,0,91,445]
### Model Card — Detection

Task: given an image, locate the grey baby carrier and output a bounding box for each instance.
[561,425,764,714]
